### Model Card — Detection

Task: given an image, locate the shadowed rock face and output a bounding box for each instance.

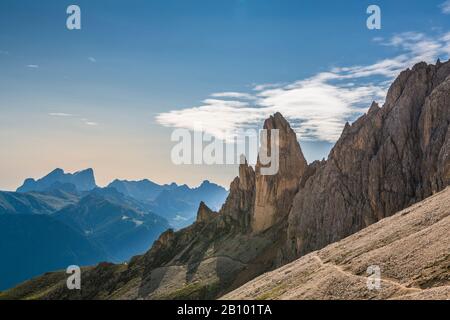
[286,60,450,259]
[218,159,255,230]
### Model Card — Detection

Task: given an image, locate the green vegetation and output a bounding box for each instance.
[255,284,287,300]
[0,272,66,300]
[161,281,221,300]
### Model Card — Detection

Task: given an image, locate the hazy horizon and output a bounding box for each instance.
[0,137,334,191]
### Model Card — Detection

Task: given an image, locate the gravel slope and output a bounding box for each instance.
[222,187,450,300]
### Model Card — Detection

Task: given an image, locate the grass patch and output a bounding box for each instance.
[0,272,66,300]
[161,281,220,300]
[255,284,287,300]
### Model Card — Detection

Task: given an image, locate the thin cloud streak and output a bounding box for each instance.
[48,113,99,126]
[211,92,256,100]
[440,0,450,14]
[49,113,74,117]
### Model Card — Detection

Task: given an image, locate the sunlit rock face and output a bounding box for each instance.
[196,201,215,223]
[252,112,308,233]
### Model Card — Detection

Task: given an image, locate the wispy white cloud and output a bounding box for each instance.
[49,113,99,126]
[156,31,450,143]
[372,37,384,43]
[88,57,97,63]
[210,92,256,100]
[81,118,99,126]
[156,75,384,142]
[49,113,74,117]
[252,83,282,91]
[440,1,450,14]
[80,118,99,127]
[255,77,385,142]
[26,64,39,69]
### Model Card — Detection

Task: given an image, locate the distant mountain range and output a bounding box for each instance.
[0,169,227,290]
[15,168,228,229]
[107,179,228,228]
[107,179,175,202]
[53,188,169,262]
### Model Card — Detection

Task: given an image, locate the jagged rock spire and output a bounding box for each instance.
[251,112,308,232]
[196,201,215,223]
[219,156,255,229]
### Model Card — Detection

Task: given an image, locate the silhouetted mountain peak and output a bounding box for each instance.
[107,179,164,202]
[17,168,97,193]
[196,201,215,223]
[20,178,36,187]
[199,180,213,187]
[47,168,64,176]
[197,180,222,192]
[74,168,94,176]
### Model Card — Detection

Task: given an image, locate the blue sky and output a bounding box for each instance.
[1,0,450,190]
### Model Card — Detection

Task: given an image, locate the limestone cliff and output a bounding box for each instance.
[252,113,308,233]
[219,112,307,234]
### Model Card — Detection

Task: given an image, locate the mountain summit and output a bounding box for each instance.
[17,168,97,193]
[252,112,308,232]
